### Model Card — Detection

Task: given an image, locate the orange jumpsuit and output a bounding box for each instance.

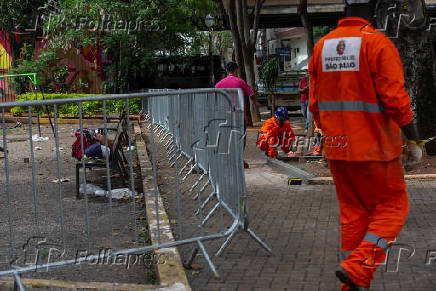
[309,17,412,289]
[257,117,295,158]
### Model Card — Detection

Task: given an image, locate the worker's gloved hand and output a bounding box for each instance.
[257,139,269,151]
[403,140,423,171]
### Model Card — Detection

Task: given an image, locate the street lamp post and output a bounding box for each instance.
[205,14,215,86]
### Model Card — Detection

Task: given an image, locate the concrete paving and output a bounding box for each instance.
[173,130,436,291]
[6,121,433,290]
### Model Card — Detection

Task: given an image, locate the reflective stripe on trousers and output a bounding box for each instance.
[341,232,391,262]
[318,101,384,113]
[363,232,391,250]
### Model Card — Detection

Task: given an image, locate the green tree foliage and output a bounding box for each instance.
[11,93,139,117]
[212,31,233,56]
[259,57,280,113]
[0,0,47,66]
[0,0,46,31]
[260,57,279,93]
[188,31,233,56]
[9,47,69,94]
[42,0,218,93]
[313,26,334,38]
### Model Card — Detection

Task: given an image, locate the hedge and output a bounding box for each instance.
[11,93,140,117]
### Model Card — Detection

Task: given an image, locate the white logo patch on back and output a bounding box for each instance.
[322,37,361,72]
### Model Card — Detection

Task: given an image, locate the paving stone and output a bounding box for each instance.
[152,130,436,291]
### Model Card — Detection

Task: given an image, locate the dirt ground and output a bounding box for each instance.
[0,122,156,285]
[258,113,436,177]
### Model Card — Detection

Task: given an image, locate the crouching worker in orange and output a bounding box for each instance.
[309,0,423,290]
[257,107,295,158]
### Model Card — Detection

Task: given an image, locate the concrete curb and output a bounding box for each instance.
[307,177,335,185]
[263,155,315,182]
[135,124,191,291]
[404,174,436,180]
[308,174,436,185]
[265,155,436,185]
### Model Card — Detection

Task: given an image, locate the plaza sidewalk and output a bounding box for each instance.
[175,130,436,291]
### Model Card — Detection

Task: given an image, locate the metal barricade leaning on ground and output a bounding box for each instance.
[143,88,271,272]
[0,88,271,289]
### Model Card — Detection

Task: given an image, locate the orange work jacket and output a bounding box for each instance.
[308,17,413,162]
[257,117,295,150]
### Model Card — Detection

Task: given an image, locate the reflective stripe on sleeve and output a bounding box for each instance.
[318,101,384,113]
[363,232,391,250]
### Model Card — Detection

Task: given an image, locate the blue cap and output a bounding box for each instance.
[275,107,288,121]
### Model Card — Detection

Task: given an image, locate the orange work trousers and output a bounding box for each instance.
[328,158,409,289]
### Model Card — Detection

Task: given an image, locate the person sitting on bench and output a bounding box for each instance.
[84,134,112,159]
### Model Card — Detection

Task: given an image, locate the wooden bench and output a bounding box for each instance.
[75,111,131,199]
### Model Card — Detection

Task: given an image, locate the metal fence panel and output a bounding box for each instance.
[0,88,270,289]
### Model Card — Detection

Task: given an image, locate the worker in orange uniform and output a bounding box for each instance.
[312,127,322,156]
[257,107,295,158]
[308,1,423,290]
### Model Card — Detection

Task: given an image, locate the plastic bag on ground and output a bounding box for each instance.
[79,183,104,195]
[32,134,49,141]
[80,184,138,199]
[95,188,138,199]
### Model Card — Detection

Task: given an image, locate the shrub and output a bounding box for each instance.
[11,93,140,117]
[260,57,280,93]
[9,48,70,95]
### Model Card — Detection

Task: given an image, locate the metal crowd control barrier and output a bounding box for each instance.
[0,89,270,289]
[144,88,271,260]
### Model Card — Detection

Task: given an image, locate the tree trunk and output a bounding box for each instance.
[113,46,120,94]
[227,0,247,81]
[226,0,252,126]
[298,0,314,58]
[375,1,436,154]
[235,0,254,126]
[226,0,264,126]
[394,31,436,154]
[242,47,260,125]
[298,0,315,147]
[233,30,247,82]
